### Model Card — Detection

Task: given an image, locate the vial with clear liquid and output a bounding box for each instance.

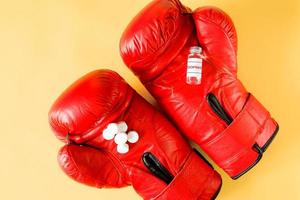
[186,46,203,85]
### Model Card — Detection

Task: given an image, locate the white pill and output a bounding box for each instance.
[106,123,118,135]
[127,131,139,143]
[117,121,128,133]
[117,143,129,154]
[102,128,115,140]
[114,132,128,144]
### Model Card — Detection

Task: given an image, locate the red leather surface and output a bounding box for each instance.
[153,152,221,200]
[49,69,221,199]
[120,0,278,178]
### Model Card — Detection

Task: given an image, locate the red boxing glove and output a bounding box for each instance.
[49,70,222,200]
[120,0,279,179]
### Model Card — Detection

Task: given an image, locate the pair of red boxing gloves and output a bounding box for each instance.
[49,0,279,199]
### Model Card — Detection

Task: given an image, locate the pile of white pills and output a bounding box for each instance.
[102,121,139,154]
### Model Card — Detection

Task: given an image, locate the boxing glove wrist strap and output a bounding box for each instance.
[202,94,278,178]
[153,151,221,200]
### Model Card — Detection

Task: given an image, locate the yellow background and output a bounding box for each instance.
[0,0,299,199]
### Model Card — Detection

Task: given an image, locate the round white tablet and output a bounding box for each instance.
[114,132,128,144]
[102,128,115,140]
[117,143,129,154]
[106,123,118,135]
[127,131,139,143]
[117,121,128,133]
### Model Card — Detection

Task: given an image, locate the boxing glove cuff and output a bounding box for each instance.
[202,94,279,179]
[153,151,222,200]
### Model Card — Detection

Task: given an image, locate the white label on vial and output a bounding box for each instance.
[187,58,202,77]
